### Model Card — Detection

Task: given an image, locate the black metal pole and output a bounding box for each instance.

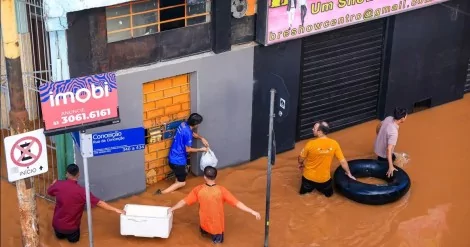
[264,89,276,247]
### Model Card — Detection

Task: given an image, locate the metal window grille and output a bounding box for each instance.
[106,0,211,43]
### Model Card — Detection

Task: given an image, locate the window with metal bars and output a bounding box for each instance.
[105,0,211,43]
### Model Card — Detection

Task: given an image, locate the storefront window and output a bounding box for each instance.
[106,0,211,43]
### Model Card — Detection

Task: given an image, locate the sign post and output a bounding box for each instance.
[39,72,121,247]
[3,128,49,182]
[71,127,145,247]
[83,150,94,246]
[79,131,94,247]
[3,128,49,247]
[264,88,276,247]
[262,73,290,246]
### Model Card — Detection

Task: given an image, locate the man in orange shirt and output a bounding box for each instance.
[298,121,356,197]
[170,166,261,244]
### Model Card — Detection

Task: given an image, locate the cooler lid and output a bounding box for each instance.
[123,204,171,218]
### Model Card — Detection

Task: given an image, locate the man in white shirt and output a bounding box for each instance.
[374,107,408,178]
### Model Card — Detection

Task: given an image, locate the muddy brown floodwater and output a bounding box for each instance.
[2,95,470,247]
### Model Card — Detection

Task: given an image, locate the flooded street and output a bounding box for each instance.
[2,95,470,247]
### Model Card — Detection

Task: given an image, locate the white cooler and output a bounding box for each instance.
[120,204,173,238]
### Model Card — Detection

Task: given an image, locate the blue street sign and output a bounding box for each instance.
[91,127,145,157]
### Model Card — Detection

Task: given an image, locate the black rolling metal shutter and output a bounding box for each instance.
[465,59,470,93]
[297,19,385,140]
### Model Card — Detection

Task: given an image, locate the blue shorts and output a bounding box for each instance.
[200,227,224,244]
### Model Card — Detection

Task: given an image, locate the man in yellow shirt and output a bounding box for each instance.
[298,121,356,197]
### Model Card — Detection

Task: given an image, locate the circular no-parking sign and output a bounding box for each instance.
[9,136,43,167]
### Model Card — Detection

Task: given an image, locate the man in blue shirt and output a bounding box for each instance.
[155,113,209,194]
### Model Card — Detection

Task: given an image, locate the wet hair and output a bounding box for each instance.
[393,107,408,120]
[187,113,203,127]
[66,164,79,177]
[316,121,330,135]
[204,166,217,180]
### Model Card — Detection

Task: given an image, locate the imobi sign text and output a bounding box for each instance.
[39,72,119,132]
[48,82,110,107]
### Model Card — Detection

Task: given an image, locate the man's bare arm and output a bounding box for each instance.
[97,201,125,214]
[297,156,306,171]
[386,144,398,177]
[339,159,356,180]
[186,146,207,153]
[170,199,187,212]
[339,159,351,174]
[235,202,261,220]
[387,144,395,168]
[193,132,209,147]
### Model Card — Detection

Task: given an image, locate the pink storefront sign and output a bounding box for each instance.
[39,72,120,135]
[258,0,450,45]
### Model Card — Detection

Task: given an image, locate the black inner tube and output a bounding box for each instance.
[333,159,411,205]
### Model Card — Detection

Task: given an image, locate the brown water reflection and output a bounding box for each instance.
[1,95,470,247]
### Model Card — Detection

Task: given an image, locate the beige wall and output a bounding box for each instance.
[0,31,39,129]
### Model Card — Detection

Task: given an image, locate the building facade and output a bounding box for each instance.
[39,0,470,201]
[1,0,69,201]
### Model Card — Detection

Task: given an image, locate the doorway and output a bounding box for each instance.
[142,74,191,186]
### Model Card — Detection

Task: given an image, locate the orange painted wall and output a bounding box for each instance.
[142,74,191,185]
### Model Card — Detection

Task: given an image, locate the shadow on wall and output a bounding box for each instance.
[251,39,302,161]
